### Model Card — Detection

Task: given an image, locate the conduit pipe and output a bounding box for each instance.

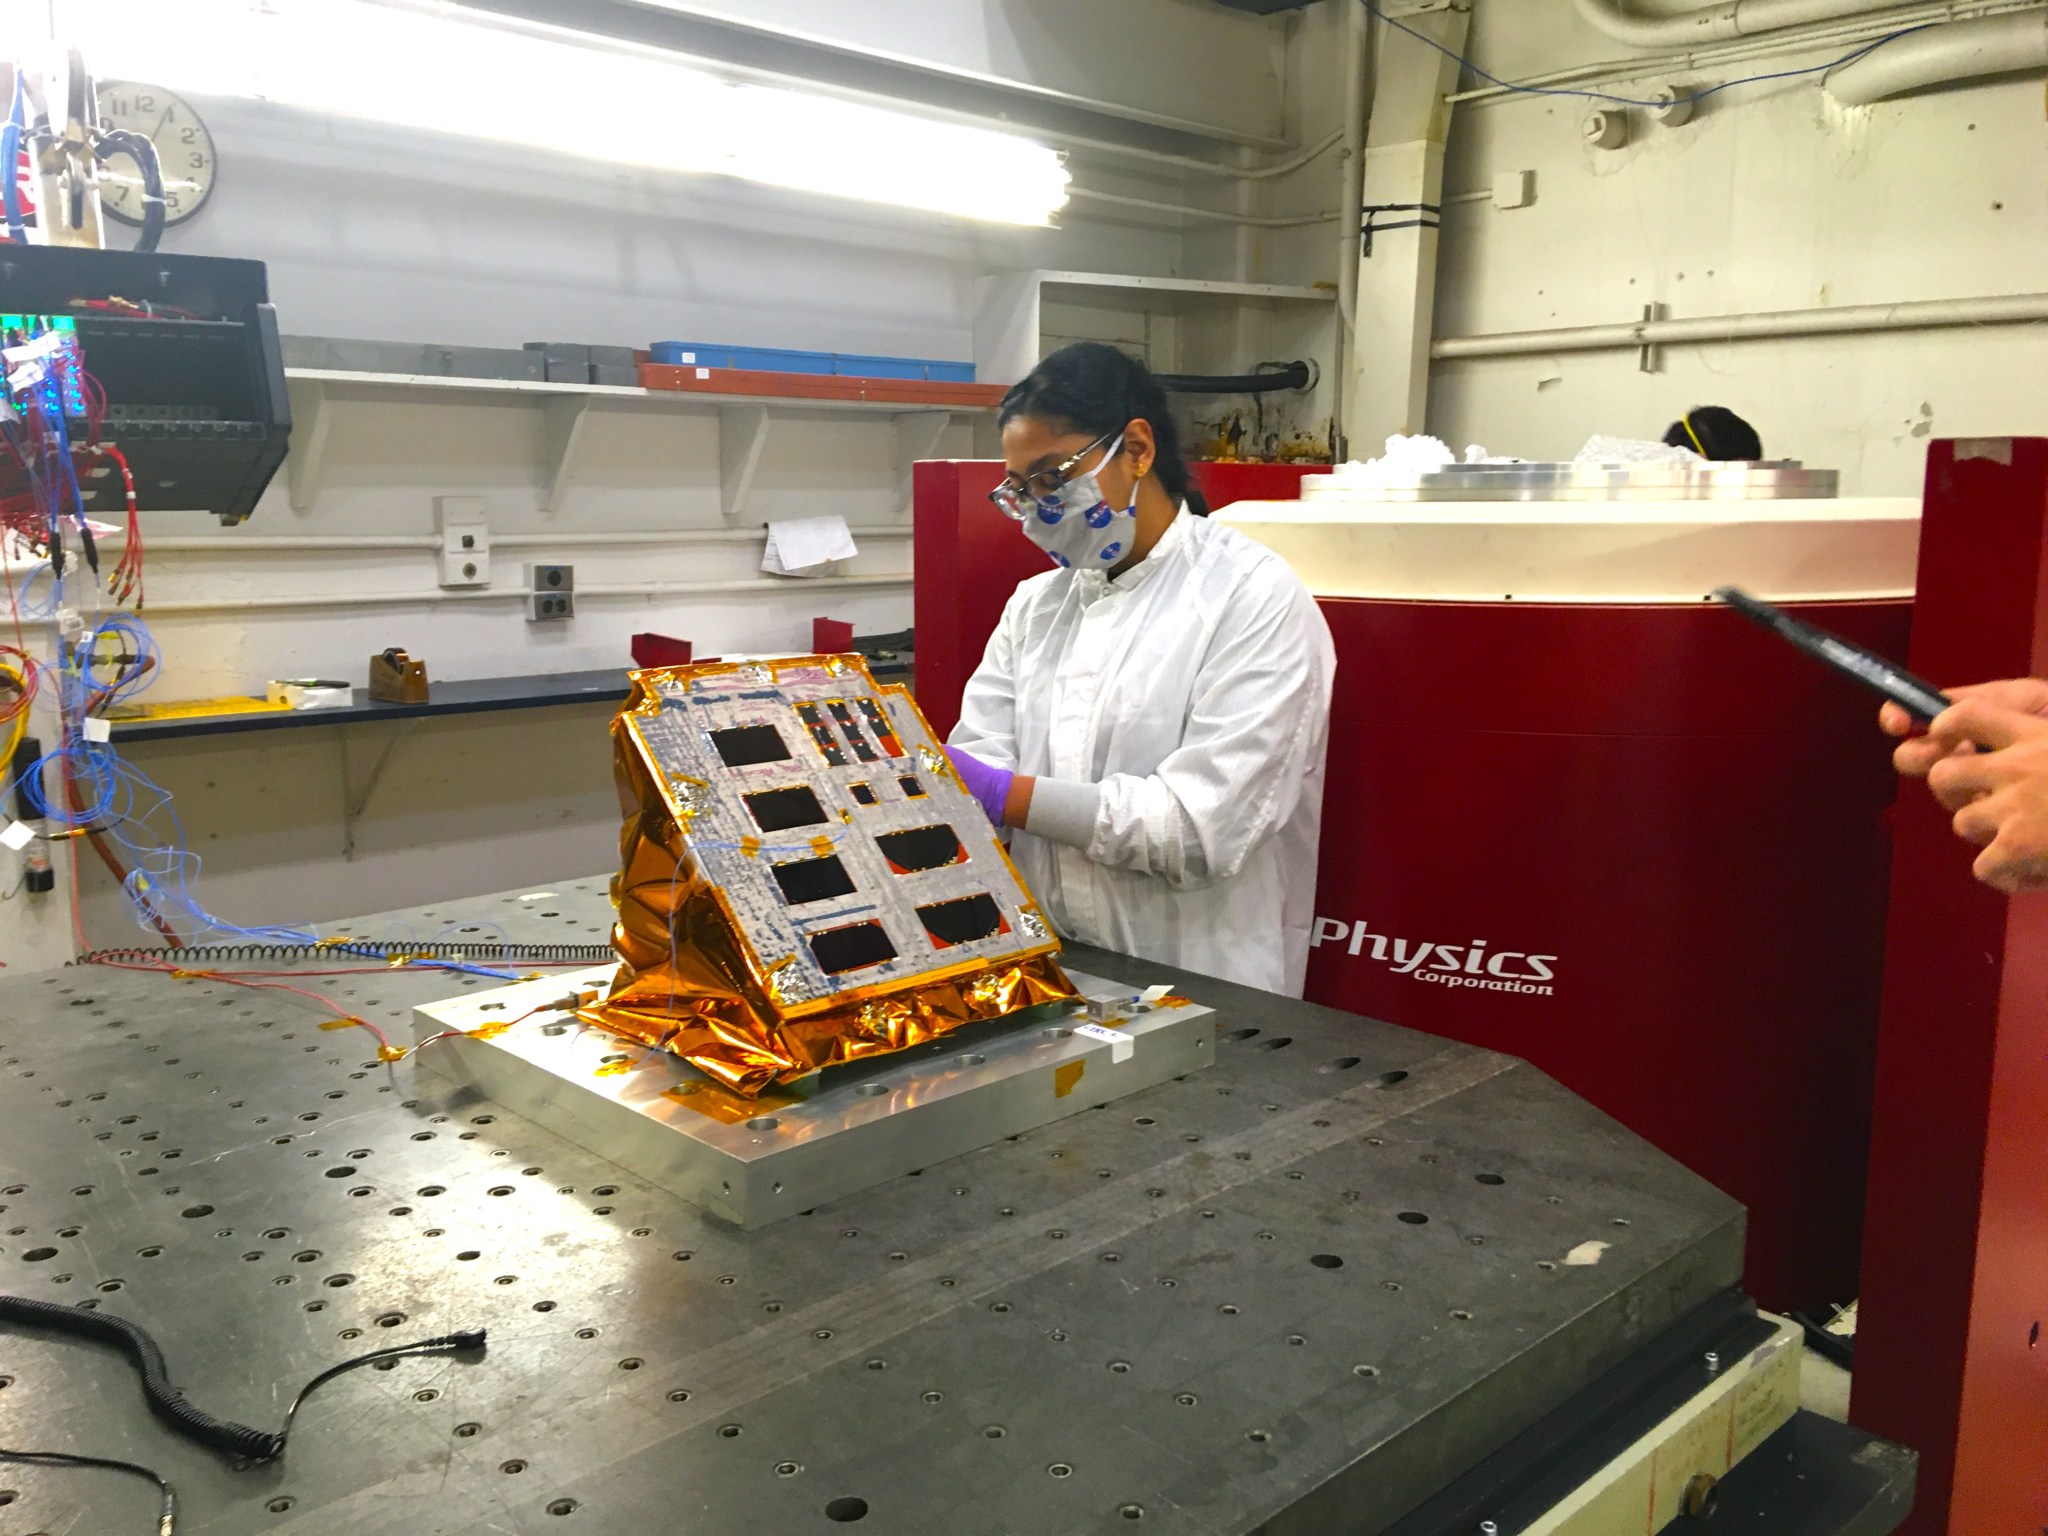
[70,573,914,618]
[1456,0,2047,104]
[1825,8,2048,98]
[110,529,913,553]
[1432,291,2048,360]
[1574,0,1925,47]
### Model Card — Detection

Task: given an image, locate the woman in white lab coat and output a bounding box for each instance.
[944,343,1335,996]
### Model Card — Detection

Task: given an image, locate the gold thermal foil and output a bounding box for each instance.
[580,657,1076,1097]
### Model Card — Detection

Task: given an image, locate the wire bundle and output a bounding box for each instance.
[1,313,130,602]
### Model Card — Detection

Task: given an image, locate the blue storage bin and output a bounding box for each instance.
[651,342,976,383]
[650,342,836,374]
[836,352,977,382]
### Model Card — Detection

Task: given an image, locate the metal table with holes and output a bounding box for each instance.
[0,880,1911,1535]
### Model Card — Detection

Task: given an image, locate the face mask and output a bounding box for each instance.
[1022,434,1138,570]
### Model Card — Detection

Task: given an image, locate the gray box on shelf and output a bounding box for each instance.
[283,335,543,381]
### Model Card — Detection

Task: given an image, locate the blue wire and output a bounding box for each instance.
[1359,1,1930,111]
[2,67,25,243]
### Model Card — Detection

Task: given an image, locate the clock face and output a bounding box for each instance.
[93,82,217,228]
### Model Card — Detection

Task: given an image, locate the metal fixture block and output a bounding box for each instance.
[413,965,1215,1227]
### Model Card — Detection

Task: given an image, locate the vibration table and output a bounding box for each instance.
[0,880,1911,1534]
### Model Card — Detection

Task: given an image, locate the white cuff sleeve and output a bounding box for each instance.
[1022,777,1102,851]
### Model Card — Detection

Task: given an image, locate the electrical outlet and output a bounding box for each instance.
[528,591,575,622]
[434,495,491,588]
[528,563,574,593]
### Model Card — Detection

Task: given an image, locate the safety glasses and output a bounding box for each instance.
[987,432,1116,521]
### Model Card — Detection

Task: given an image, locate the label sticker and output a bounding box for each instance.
[1,821,34,850]
[82,716,112,742]
[1075,1021,1135,1064]
[696,367,711,380]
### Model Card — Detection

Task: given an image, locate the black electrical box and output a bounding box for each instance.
[0,245,291,524]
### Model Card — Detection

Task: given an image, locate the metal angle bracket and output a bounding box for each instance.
[413,965,1217,1228]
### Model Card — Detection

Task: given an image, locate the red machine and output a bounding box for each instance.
[1852,439,2048,1536]
[1304,594,1906,1312]
[915,457,1911,1315]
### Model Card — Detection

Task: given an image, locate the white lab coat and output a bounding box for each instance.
[950,509,1335,995]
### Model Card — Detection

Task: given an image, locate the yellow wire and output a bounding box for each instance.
[1681,413,1708,457]
[0,659,28,766]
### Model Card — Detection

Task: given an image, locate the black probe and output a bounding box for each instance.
[1713,585,1952,723]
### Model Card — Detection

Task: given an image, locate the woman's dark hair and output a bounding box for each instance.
[999,341,1211,515]
[1664,406,1763,461]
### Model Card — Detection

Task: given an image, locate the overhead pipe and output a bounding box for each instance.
[1456,0,2048,105]
[1825,9,2048,98]
[1574,0,1925,47]
[1432,291,2048,360]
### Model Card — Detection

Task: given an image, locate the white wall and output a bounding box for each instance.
[1425,5,2048,494]
[605,0,1293,143]
[4,0,1346,966]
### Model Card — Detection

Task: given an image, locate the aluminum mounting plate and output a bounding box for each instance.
[412,966,1216,1228]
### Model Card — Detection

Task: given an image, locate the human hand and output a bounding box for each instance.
[1911,690,2048,891]
[945,746,1016,828]
[1882,678,2048,779]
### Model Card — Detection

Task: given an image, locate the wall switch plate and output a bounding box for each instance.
[528,562,574,593]
[528,591,575,621]
[434,495,491,588]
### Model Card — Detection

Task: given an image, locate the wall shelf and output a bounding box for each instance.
[281,368,990,518]
[973,269,1338,402]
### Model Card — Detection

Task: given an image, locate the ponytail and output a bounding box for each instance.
[998,342,1211,516]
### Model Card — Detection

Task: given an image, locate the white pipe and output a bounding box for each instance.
[1432,291,2048,359]
[1065,188,1340,227]
[1826,9,2048,97]
[1574,0,1922,47]
[1336,0,1372,362]
[124,573,912,617]
[1455,0,2046,104]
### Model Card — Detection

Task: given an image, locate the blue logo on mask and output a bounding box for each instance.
[1084,502,1114,529]
[1035,503,1065,525]
[1098,542,1123,562]
[1049,550,1071,568]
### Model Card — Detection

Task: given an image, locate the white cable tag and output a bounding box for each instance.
[1074,1022,1135,1064]
[1139,984,1173,1005]
[2,821,35,851]
[82,716,111,742]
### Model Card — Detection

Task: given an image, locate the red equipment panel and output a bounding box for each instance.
[1851,438,2048,1536]
[911,460,1315,738]
[1308,597,1906,1313]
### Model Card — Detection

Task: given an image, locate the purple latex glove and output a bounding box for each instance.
[946,745,1015,827]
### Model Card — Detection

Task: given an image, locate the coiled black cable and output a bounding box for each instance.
[0,1292,486,1464]
[80,938,614,966]
[0,1293,282,1459]
[93,128,165,253]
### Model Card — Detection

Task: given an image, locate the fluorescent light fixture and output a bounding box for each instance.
[61,0,1071,225]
